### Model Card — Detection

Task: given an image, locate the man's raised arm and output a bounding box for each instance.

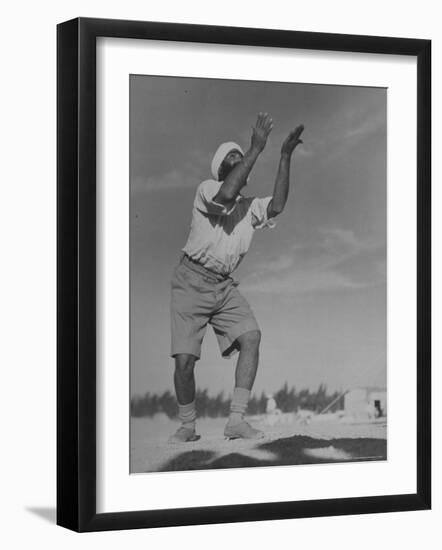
[267,124,304,218]
[214,113,273,206]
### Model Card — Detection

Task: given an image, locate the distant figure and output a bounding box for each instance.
[265,393,284,426]
[374,400,383,418]
[266,394,278,415]
[168,113,304,443]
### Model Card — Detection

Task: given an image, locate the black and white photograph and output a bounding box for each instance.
[129,75,387,474]
[1,0,436,540]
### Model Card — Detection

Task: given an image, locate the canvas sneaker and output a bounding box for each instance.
[224,420,264,440]
[168,425,201,444]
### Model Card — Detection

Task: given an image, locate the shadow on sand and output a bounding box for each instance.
[155,434,387,472]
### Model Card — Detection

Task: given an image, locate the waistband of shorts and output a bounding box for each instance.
[181,254,231,283]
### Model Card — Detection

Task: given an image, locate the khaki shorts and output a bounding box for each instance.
[170,256,260,359]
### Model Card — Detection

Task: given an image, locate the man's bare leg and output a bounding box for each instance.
[234,329,261,390]
[169,354,200,443]
[174,353,197,404]
[225,330,264,440]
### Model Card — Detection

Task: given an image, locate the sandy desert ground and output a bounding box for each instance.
[130,414,387,473]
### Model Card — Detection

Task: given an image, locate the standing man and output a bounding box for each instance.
[169,113,304,442]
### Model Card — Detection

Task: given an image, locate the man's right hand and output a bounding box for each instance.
[251,112,273,153]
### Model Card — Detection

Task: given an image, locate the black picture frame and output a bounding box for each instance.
[57,17,431,532]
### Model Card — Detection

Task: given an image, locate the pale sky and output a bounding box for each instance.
[130,75,386,397]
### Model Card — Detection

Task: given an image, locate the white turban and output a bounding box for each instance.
[211,142,244,180]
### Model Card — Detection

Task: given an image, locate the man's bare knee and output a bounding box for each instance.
[174,354,196,377]
[237,330,261,351]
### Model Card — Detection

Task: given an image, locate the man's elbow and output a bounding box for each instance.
[268,203,285,218]
[214,189,236,205]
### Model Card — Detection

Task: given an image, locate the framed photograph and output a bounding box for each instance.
[57,17,431,532]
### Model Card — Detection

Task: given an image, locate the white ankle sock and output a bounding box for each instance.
[228,387,250,425]
[178,400,196,430]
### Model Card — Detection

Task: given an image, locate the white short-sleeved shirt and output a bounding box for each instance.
[182,179,276,275]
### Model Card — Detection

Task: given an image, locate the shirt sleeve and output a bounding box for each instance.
[250,196,277,229]
[195,179,238,216]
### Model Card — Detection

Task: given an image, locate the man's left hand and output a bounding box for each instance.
[281,124,304,157]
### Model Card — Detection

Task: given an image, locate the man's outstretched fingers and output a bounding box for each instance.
[263,114,273,135]
[294,124,304,139]
[257,112,273,129]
